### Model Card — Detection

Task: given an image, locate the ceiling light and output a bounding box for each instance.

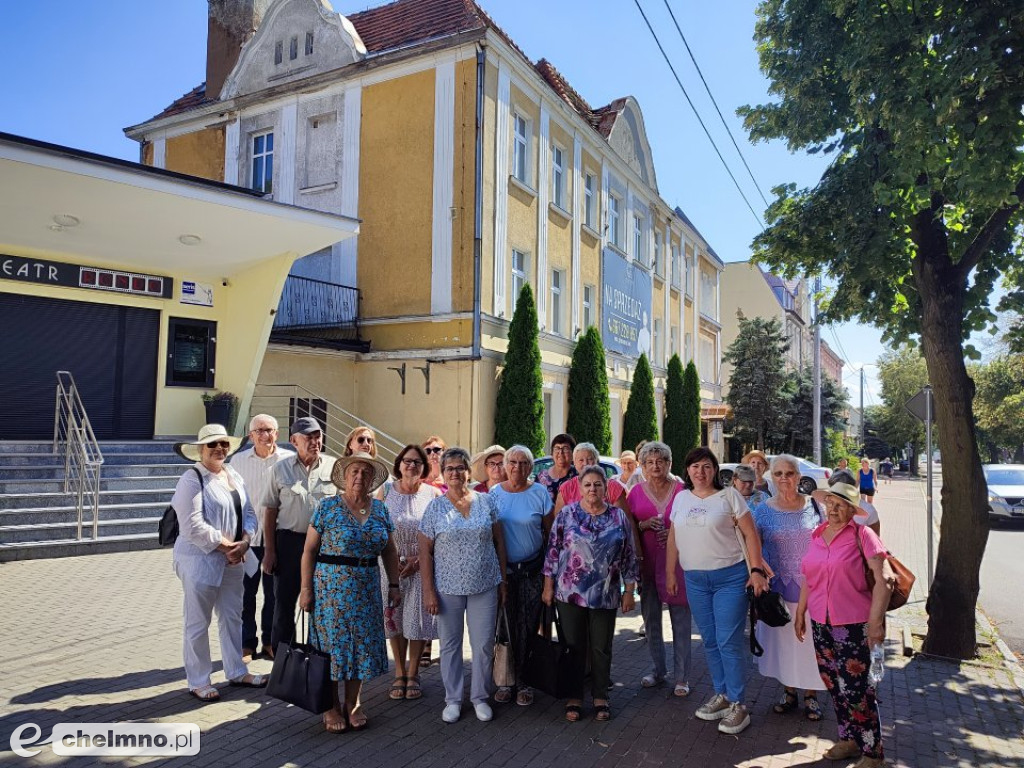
[52,214,80,228]
[178,234,202,246]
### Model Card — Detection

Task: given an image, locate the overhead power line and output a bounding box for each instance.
[632,0,764,230]
[660,0,771,209]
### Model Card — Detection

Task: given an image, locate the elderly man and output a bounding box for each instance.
[231,414,294,660]
[263,417,336,651]
[731,464,770,511]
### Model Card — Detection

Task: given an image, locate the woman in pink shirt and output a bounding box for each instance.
[797,482,893,768]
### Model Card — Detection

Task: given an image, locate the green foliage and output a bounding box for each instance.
[780,367,849,458]
[494,283,545,455]
[723,312,790,450]
[874,347,928,456]
[621,354,658,453]
[824,428,858,468]
[971,356,1024,462]
[663,355,700,465]
[566,326,612,455]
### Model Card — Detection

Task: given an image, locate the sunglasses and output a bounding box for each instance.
[356,435,374,444]
[206,441,231,450]
[425,446,444,454]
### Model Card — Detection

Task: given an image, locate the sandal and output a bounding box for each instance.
[804,695,823,721]
[564,703,582,722]
[593,702,611,722]
[673,682,691,698]
[389,676,407,700]
[515,687,534,706]
[229,673,268,688]
[189,684,220,702]
[405,677,422,700]
[772,688,799,714]
[348,708,368,731]
[494,686,513,704]
[323,710,348,733]
[641,673,665,688]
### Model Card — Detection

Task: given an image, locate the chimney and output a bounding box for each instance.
[206,0,273,100]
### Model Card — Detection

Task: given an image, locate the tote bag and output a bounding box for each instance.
[266,612,333,714]
[521,604,585,699]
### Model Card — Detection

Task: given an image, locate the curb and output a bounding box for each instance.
[976,609,1024,694]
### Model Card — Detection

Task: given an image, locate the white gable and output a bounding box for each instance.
[606,97,658,193]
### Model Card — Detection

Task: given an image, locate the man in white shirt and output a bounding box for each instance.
[230,414,294,660]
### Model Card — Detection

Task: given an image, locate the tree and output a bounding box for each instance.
[781,367,849,458]
[874,347,929,475]
[663,355,700,465]
[494,283,545,455]
[566,326,612,455]
[621,353,658,453]
[971,357,1024,463]
[740,1,1023,657]
[723,312,790,451]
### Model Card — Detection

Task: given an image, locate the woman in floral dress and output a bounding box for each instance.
[300,453,400,733]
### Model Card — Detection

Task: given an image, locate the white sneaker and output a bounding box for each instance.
[473,702,493,722]
[442,703,461,723]
[695,693,731,721]
[718,702,751,734]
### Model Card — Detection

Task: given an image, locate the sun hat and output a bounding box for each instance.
[330,452,391,493]
[471,445,507,483]
[289,416,323,436]
[175,423,244,462]
[732,464,756,483]
[615,450,637,467]
[811,482,866,514]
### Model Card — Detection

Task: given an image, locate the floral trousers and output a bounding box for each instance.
[811,620,883,759]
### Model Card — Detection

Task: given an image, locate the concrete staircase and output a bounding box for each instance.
[0,440,190,561]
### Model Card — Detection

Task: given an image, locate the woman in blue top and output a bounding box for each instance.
[419,447,508,725]
[489,444,554,706]
[858,458,877,501]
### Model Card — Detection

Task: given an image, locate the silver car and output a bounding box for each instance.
[719,457,831,495]
[984,464,1024,523]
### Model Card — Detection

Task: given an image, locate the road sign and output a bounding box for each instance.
[905,387,932,422]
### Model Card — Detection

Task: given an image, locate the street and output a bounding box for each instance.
[981,520,1024,660]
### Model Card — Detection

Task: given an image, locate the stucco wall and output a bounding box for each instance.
[165,127,226,181]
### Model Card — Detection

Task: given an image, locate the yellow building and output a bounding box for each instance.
[126,0,726,455]
[0,132,357,439]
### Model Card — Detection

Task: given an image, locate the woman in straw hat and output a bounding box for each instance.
[471,445,507,492]
[299,452,401,733]
[797,481,893,768]
[171,424,266,703]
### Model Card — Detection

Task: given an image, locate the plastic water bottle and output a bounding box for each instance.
[868,643,885,685]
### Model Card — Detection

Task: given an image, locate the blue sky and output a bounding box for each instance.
[0,0,886,406]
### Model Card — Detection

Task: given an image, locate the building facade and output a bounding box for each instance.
[126,0,726,455]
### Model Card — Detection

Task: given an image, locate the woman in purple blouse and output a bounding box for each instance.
[542,466,639,723]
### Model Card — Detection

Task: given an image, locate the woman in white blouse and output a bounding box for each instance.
[172,424,267,702]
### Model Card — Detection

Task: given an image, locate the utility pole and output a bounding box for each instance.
[812,276,822,464]
[860,366,865,451]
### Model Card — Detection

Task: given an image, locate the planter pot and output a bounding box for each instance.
[204,400,233,428]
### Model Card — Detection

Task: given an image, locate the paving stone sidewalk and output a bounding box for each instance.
[1,475,1021,767]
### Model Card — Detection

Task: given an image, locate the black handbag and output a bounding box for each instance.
[158,467,202,546]
[748,587,792,657]
[266,611,334,714]
[521,604,585,700]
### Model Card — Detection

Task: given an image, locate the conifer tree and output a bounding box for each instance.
[621,353,658,452]
[566,326,612,454]
[494,283,545,454]
[664,356,702,463]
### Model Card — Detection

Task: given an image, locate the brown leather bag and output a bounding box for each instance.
[855,526,916,610]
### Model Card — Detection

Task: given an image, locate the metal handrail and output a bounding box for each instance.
[52,371,104,539]
[247,384,405,466]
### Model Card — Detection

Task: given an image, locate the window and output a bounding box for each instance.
[653,319,662,366]
[511,249,527,307]
[251,132,274,194]
[699,334,716,382]
[670,325,679,357]
[513,114,529,184]
[685,332,693,363]
[274,41,283,65]
[633,214,644,264]
[551,146,565,210]
[583,284,595,331]
[671,243,681,288]
[584,174,596,228]
[550,269,564,335]
[305,31,314,55]
[700,268,719,320]
[289,35,298,60]
[685,247,694,295]
[609,195,622,248]
[167,318,216,388]
[654,232,664,276]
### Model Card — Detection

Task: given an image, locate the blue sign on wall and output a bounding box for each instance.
[601,248,652,359]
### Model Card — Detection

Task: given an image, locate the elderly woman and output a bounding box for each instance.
[343,426,378,457]
[543,466,639,722]
[619,442,691,696]
[535,433,577,504]
[419,447,508,724]
[798,482,893,768]
[750,454,826,721]
[742,450,772,496]
[471,445,507,492]
[553,442,624,515]
[380,444,441,701]
[172,424,265,702]
[489,444,554,706]
[831,469,881,534]
[731,463,771,511]
[299,452,401,733]
[666,447,769,735]
[612,450,642,493]
[422,435,448,490]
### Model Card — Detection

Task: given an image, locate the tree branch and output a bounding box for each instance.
[957,176,1024,279]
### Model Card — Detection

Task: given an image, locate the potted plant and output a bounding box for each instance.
[201,391,239,431]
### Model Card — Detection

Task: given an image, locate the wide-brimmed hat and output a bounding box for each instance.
[330,452,391,492]
[811,482,866,515]
[175,423,244,462]
[615,451,637,467]
[471,445,506,483]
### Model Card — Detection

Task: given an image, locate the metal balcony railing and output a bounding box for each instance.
[273,275,361,341]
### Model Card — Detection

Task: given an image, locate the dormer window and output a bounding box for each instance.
[290,36,298,60]
[274,41,283,65]
[305,32,314,56]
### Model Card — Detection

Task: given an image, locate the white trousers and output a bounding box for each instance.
[177,563,248,689]
[436,588,498,705]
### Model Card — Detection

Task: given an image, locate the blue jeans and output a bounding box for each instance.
[684,560,749,703]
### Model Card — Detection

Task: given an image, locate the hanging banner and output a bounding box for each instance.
[601,248,652,359]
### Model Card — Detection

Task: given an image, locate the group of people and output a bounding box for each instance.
[170,422,893,767]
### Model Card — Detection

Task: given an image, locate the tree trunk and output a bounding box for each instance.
[913,224,989,660]
[909,441,919,477]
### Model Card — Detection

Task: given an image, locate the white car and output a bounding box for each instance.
[984,464,1024,524]
[719,457,831,496]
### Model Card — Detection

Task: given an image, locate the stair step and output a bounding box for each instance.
[0,489,172,510]
[0,452,189,467]
[0,442,55,455]
[0,501,167,527]
[0,475,180,494]
[0,533,161,562]
[0,516,161,543]
[0,463,188,480]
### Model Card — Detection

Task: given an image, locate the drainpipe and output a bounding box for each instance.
[472,43,486,361]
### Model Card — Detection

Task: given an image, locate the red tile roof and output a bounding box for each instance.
[152,83,212,121]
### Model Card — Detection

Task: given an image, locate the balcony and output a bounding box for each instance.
[271,275,368,351]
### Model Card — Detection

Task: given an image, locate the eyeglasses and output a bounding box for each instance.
[251,427,276,435]
[772,470,798,478]
[206,441,231,450]
[552,446,572,454]
[485,461,505,469]
[507,460,532,467]
[442,465,468,474]
[401,459,424,467]
[356,435,374,444]
[425,446,443,454]
[645,458,668,466]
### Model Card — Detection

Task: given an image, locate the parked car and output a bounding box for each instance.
[531,456,619,481]
[719,457,830,496]
[898,458,910,472]
[983,464,1024,524]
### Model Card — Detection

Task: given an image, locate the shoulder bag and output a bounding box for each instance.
[158,467,202,546]
[855,526,916,611]
[266,609,334,714]
[492,604,516,688]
